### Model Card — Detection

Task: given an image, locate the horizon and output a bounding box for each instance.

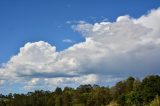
[0,0,160,94]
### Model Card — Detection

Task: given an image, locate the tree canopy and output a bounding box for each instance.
[0,75,160,106]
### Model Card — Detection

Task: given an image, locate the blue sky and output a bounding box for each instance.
[0,0,159,64]
[0,0,160,94]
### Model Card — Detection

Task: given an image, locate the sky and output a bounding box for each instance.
[0,0,160,94]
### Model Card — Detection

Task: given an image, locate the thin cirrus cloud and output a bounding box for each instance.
[62,39,75,43]
[0,8,160,91]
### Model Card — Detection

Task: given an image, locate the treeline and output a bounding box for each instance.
[0,75,160,106]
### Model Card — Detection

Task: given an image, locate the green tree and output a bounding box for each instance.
[77,84,92,93]
[55,87,62,95]
[125,76,135,93]
[126,91,143,106]
[62,92,72,106]
[0,100,6,106]
[47,94,55,106]
[55,95,62,106]
[148,95,160,106]
[141,75,160,104]
[133,78,141,91]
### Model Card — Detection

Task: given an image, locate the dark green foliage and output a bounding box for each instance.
[77,84,92,93]
[125,91,143,106]
[55,87,62,95]
[0,75,159,106]
[148,95,160,106]
[140,75,160,104]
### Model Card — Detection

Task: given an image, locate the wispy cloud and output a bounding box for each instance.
[62,39,74,43]
[66,21,72,24]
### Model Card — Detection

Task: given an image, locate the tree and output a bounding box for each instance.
[55,95,62,106]
[125,76,135,93]
[113,81,126,100]
[117,94,126,106]
[0,100,6,106]
[0,75,159,106]
[47,94,55,106]
[125,91,143,106]
[55,87,62,95]
[77,84,93,93]
[133,78,141,91]
[148,95,160,106]
[62,92,72,106]
[140,75,160,104]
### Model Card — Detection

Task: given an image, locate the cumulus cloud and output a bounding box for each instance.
[0,8,160,92]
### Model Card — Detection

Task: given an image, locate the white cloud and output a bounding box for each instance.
[66,21,72,24]
[116,15,131,22]
[63,39,74,43]
[0,80,4,85]
[0,41,58,79]
[0,8,160,91]
[44,74,98,86]
[134,8,160,31]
